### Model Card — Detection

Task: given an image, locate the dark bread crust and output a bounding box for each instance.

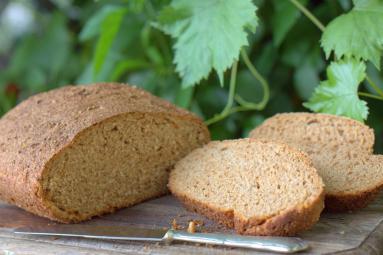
[325,185,383,212]
[0,83,209,222]
[173,191,325,236]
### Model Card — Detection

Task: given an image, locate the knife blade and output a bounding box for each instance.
[14,225,309,253]
[14,225,168,241]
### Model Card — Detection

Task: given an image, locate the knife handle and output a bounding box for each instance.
[163,229,309,253]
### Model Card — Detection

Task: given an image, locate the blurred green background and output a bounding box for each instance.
[0,0,382,152]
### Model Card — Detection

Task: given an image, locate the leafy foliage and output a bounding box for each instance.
[321,0,383,69]
[155,0,258,87]
[79,5,123,41]
[93,7,127,75]
[0,0,383,152]
[304,58,368,122]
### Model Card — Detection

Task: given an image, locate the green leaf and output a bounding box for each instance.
[155,0,258,87]
[242,114,265,137]
[79,5,122,41]
[254,43,277,76]
[304,58,368,122]
[93,8,127,75]
[39,13,71,79]
[110,59,150,81]
[294,46,324,100]
[175,86,194,109]
[321,0,383,69]
[271,0,308,46]
[156,6,191,25]
[294,63,320,100]
[236,70,264,103]
[127,0,146,13]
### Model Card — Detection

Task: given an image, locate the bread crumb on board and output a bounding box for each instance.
[171,219,205,232]
[171,219,181,230]
[187,221,196,233]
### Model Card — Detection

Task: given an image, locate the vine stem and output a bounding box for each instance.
[366,76,383,98]
[288,0,325,32]
[237,49,270,109]
[289,0,383,101]
[204,50,271,126]
[205,61,238,126]
[359,92,383,101]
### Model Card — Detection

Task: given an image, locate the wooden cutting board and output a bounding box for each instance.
[0,193,382,255]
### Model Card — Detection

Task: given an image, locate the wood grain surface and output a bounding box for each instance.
[0,193,382,255]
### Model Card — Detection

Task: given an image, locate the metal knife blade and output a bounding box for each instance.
[14,225,310,253]
[14,225,168,242]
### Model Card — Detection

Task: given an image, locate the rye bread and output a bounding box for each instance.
[169,139,325,236]
[250,112,383,211]
[0,83,210,222]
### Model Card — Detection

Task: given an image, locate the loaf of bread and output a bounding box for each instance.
[169,139,325,236]
[250,113,383,211]
[0,83,210,222]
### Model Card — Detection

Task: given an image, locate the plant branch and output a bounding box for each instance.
[237,49,270,110]
[290,0,383,111]
[365,76,383,98]
[204,50,271,126]
[288,0,325,32]
[205,61,238,125]
[359,92,383,101]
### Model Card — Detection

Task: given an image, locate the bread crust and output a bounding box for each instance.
[325,185,383,212]
[172,190,325,236]
[0,83,209,222]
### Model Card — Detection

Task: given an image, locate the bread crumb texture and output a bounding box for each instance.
[169,138,325,236]
[250,112,383,211]
[0,83,209,222]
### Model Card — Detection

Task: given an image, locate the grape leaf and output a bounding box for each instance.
[155,0,258,87]
[321,0,383,69]
[304,59,368,122]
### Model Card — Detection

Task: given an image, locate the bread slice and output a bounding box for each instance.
[324,155,383,211]
[0,83,210,222]
[250,112,383,211]
[169,139,325,236]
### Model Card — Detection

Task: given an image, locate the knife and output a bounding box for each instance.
[14,225,309,253]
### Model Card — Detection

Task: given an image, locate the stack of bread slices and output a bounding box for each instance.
[170,112,383,236]
[0,83,382,237]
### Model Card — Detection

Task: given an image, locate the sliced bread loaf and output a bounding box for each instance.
[0,83,210,222]
[169,139,325,236]
[250,112,383,211]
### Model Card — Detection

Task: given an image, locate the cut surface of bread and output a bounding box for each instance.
[250,112,383,211]
[0,83,209,222]
[169,139,325,236]
[324,155,383,211]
